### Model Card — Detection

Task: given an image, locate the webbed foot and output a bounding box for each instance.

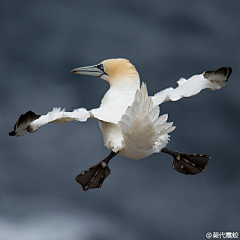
[75,151,117,192]
[161,147,210,175]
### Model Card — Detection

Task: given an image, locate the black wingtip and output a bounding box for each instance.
[214,67,232,81]
[9,110,41,137]
[204,66,232,82]
[226,67,232,79]
[8,131,15,136]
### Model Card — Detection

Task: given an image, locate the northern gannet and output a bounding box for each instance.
[9,59,232,192]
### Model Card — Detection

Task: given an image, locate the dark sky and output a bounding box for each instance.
[1,1,240,240]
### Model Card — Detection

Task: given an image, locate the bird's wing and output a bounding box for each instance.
[118,83,175,159]
[152,67,232,106]
[9,107,90,137]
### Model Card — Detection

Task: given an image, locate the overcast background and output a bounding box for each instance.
[1,1,240,240]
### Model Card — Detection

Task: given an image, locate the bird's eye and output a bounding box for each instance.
[97,64,104,72]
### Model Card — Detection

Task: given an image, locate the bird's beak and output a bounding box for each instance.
[71,65,104,77]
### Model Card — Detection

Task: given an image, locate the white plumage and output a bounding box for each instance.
[9,58,231,191]
[118,83,175,159]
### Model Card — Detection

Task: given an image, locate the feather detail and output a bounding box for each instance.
[147,105,159,122]
[153,114,168,126]
[118,83,175,159]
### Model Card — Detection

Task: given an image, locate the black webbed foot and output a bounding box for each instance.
[75,161,111,192]
[161,147,210,175]
[9,111,40,137]
[75,151,117,192]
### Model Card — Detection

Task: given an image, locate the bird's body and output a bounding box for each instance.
[9,58,232,191]
[76,59,176,160]
[98,82,174,159]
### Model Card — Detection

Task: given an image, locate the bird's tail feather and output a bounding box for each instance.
[118,83,175,159]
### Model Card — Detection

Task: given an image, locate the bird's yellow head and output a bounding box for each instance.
[71,58,140,87]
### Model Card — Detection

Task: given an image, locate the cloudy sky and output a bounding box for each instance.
[1,1,240,240]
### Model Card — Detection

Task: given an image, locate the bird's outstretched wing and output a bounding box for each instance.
[9,107,90,137]
[152,67,232,106]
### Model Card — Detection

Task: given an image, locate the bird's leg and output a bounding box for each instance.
[75,151,118,192]
[161,147,210,175]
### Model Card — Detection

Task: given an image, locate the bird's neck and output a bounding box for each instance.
[108,74,140,90]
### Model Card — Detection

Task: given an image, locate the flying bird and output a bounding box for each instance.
[9,59,232,192]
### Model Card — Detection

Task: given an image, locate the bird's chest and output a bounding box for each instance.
[92,87,138,124]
